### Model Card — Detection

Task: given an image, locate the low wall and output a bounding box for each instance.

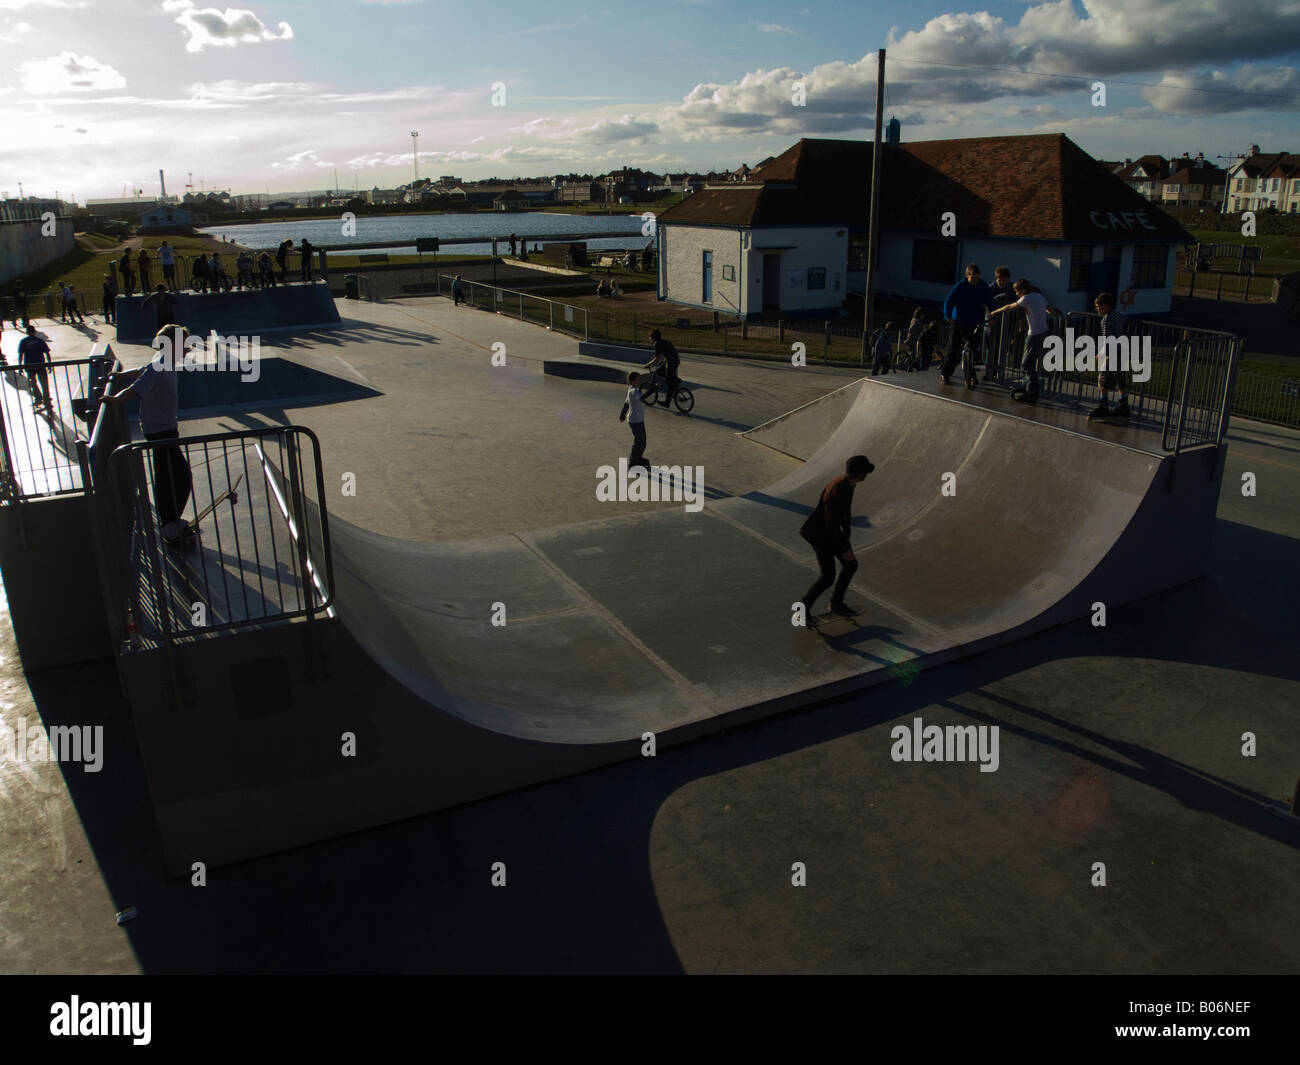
[0,218,76,287]
[114,283,341,343]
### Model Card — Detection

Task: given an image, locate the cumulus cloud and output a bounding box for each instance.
[20,52,126,93]
[1140,64,1300,114]
[757,23,797,35]
[165,0,294,53]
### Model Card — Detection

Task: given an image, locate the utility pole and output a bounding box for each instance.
[860,47,886,362]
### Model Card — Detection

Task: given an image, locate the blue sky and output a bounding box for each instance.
[1,0,1298,200]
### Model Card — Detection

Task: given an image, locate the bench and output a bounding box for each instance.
[357,253,389,264]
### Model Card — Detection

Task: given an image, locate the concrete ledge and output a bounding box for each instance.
[543,359,632,384]
[114,283,342,343]
[577,341,651,363]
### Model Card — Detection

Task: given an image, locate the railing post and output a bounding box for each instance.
[549,300,554,331]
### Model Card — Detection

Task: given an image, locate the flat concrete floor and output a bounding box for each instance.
[0,302,1296,973]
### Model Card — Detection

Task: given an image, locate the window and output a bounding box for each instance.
[910,239,957,284]
[1131,245,1167,289]
[848,233,868,270]
[1272,178,1280,191]
[702,249,712,303]
[1068,245,1093,291]
[807,267,826,290]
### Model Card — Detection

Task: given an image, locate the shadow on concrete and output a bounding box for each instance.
[26,514,1298,972]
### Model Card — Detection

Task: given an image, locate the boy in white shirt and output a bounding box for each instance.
[988,278,1060,405]
[618,371,651,470]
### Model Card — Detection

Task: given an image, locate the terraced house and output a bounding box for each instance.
[1222,147,1300,214]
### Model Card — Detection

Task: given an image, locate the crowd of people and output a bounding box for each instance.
[865,261,1129,418]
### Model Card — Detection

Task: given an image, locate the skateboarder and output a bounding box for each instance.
[1088,292,1130,422]
[16,324,52,411]
[939,263,994,386]
[103,325,193,545]
[618,370,651,470]
[798,454,874,618]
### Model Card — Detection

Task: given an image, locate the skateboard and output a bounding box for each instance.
[1087,408,1130,425]
[806,608,861,635]
[173,473,243,549]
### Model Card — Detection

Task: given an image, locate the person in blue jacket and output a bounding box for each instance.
[939,263,995,386]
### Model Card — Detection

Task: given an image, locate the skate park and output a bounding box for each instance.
[1,279,1296,974]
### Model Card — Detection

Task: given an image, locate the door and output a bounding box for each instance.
[762,253,780,312]
[702,250,713,303]
[1090,242,1123,299]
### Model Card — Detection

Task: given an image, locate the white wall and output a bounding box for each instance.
[660,225,746,314]
[875,236,1178,316]
[661,224,847,315]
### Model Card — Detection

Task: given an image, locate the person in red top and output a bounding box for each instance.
[799,454,874,617]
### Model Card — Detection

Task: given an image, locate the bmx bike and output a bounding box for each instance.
[639,370,695,414]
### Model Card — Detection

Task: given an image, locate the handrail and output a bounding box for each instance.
[107,424,334,641]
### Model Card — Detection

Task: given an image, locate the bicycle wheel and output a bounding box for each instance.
[639,381,659,405]
[674,387,695,414]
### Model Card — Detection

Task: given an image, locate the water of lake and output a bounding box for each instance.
[200,211,651,256]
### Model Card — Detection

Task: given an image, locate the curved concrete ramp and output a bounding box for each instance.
[127,378,1226,871]
[326,378,1222,742]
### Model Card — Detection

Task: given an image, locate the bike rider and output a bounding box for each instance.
[645,329,681,408]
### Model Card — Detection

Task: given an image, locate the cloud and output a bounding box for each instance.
[0,0,87,8]
[20,52,126,93]
[165,1,295,53]
[1139,63,1300,114]
[572,114,660,142]
[0,19,32,41]
[757,23,797,35]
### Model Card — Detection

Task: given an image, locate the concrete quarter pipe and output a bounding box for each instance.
[120,378,1225,872]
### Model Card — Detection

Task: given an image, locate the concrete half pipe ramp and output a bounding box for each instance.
[120,378,1226,871]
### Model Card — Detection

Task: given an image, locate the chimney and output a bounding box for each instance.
[158,169,166,200]
[1250,144,1260,156]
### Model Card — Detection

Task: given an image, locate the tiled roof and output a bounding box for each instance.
[660,135,1192,242]
[1115,155,1170,181]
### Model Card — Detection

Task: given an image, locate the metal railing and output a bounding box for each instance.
[92,425,333,644]
[76,400,333,652]
[0,354,114,501]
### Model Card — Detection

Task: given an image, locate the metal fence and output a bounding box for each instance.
[84,422,333,648]
[0,354,114,501]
